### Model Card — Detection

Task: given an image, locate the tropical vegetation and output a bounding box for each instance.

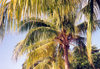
[72,46,100,69]
[0,0,100,69]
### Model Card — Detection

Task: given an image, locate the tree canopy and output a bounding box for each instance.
[0,0,100,69]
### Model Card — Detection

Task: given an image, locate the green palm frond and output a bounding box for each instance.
[13,38,54,60]
[19,17,56,32]
[13,40,25,60]
[56,45,65,69]
[76,22,87,33]
[62,19,75,33]
[22,57,52,69]
[76,20,100,34]
[33,58,51,69]
[70,35,86,57]
[0,1,9,26]
[87,19,93,65]
[23,27,58,45]
[25,38,54,52]
[25,41,56,69]
[14,40,56,69]
[0,0,80,29]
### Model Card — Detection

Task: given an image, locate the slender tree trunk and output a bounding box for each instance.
[64,44,70,69]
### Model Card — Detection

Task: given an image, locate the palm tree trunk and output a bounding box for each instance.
[64,44,70,69]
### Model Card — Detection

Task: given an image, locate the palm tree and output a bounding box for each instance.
[0,0,100,69]
[14,16,99,69]
[1,0,80,69]
[76,0,100,66]
[12,16,88,69]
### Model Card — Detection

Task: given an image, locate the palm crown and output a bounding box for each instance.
[13,16,86,69]
[0,0,100,69]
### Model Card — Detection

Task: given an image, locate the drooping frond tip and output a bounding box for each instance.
[86,20,95,69]
[13,40,25,61]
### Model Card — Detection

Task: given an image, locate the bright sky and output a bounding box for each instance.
[0,31,27,69]
[92,29,100,48]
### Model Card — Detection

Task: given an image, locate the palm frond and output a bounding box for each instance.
[22,57,52,69]
[76,21,87,33]
[0,0,81,29]
[76,20,100,34]
[87,20,93,65]
[25,38,54,52]
[72,35,86,56]
[13,38,54,60]
[63,19,75,33]
[19,17,56,32]
[23,27,58,45]
[13,40,25,60]
[56,45,65,69]
[25,41,56,69]
[0,1,9,26]
[13,26,58,60]
[33,58,51,69]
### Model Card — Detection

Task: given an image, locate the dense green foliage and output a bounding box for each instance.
[72,46,100,69]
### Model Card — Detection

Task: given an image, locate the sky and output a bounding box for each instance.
[92,29,100,48]
[0,31,27,69]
